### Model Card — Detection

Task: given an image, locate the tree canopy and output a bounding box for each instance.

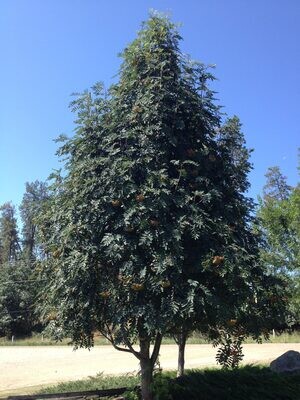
[37,13,288,400]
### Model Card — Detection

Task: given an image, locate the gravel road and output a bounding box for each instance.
[1,343,299,396]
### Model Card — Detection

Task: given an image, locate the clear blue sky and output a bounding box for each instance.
[1,0,299,210]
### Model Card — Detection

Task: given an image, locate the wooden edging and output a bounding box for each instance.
[6,386,130,400]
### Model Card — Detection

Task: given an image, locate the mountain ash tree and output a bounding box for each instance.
[40,14,287,400]
[173,116,287,375]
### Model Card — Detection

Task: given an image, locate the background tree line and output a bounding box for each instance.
[0,181,48,338]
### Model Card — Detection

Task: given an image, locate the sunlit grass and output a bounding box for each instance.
[1,331,299,346]
[37,372,139,394]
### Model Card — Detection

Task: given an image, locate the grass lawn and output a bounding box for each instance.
[37,372,139,394]
[1,331,300,346]
[36,366,300,400]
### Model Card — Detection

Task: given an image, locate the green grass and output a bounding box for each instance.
[182,331,300,345]
[0,334,110,346]
[37,372,139,394]
[1,331,299,346]
[36,366,300,400]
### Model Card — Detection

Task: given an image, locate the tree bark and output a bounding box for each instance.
[140,338,153,400]
[177,330,187,377]
[139,333,162,400]
[140,356,154,400]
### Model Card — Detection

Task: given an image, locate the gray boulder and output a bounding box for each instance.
[270,350,300,374]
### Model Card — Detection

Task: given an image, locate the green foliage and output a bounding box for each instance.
[39,12,225,350]
[36,12,289,398]
[151,371,175,400]
[215,334,244,369]
[258,163,300,324]
[167,366,300,400]
[37,372,139,394]
[20,180,48,264]
[37,367,300,400]
[0,181,48,338]
[263,166,292,201]
[124,388,141,400]
[174,116,290,370]
[39,13,286,351]
[0,202,35,337]
[0,261,35,337]
[0,202,20,263]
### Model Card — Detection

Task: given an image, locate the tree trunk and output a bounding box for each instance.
[140,356,154,400]
[139,338,154,400]
[177,331,187,377]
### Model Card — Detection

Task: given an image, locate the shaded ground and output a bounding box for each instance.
[0,343,299,396]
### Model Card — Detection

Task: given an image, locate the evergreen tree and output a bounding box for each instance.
[40,14,288,399]
[0,202,20,264]
[0,260,35,338]
[0,201,37,337]
[258,162,300,324]
[263,166,292,201]
[20,181,48,264]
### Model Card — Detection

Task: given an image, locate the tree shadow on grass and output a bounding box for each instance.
[166,366,300,400]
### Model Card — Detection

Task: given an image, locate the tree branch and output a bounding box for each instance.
[100,325,132,354]
[100,324,142,359]
[150,332,163,366]
[121,326,143,360]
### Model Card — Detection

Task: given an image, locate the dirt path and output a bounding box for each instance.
[0,343,299,396]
